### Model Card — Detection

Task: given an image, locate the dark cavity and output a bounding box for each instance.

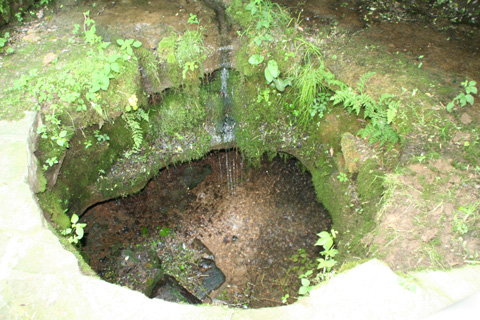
[81,150,331,308]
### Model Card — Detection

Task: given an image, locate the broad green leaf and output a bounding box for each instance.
[71,214,79,224]
[446,102,454,112]
[59,130,67,138]
[133,40,142,48]
[264,67,274,84]
[100,79,109,91]
[116,39,124,46]
[107,54,119,63]
[315,236,333,249]
[301,278,310,287]
[274,78,286,92]
[76,227,84,238]
[104,63,111,74]
[466,94,474,105]
[127,46,133,56]
[267,59,279,78]
[248,54,264,66]
[299,286,310,295]
[264,34,273,42]
[111,62,120,73]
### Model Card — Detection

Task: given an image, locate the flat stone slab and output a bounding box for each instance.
[1,112,480,319]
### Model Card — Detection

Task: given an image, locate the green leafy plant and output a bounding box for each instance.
[94,130,110,143]
[265,59,291,92]
[182,61,198,79]
[315,229,338,274]
[289,61,337,126]
[337,172,348,182]
[61,213,87,245]
[331,72,400,146]
[158,24,207,83]
[0,32,13,54]
[122,105,149,157]
[116,38,142,61]
[452,202,479,236]
[447,80,477,112]
[158,226,171,237]
[187,13,199,24]
[298,229,338,295]
[43,156,59,171]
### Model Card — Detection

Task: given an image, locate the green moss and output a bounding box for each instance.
[337,258,371,273]
[136,47,163,94]
[225,0,254,29]
[357,159,384,205]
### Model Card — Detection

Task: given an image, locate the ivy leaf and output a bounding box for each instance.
[274,78,291,92]
[264,67,274,84]
[266,59,279,78]
[248,54,264,66]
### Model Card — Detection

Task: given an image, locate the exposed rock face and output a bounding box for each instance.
[93,0,238,91]
[340,132,374,174]
[114,238,225,304]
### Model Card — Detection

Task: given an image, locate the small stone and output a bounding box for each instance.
[43,52,57,66]
[460,112,472,125]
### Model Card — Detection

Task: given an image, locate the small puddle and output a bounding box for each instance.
[81,150,331,308]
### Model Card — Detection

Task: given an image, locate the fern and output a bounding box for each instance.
[331,73,400,146]
[122,109,146,156]
[133,107,149,122]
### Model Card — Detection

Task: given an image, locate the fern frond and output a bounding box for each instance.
[357,72,375,93]
[122,112,144,153]
[134,108,149,122]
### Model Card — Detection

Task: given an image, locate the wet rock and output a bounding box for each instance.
[193,262,226,301]
[116,247,163,294]
[151,275,202,305]
[191,238,215,260]
[189,239,225,301]
[198,258,215,272]
[183,164,213,190]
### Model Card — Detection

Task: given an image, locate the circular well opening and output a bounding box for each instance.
[80,149,332,308]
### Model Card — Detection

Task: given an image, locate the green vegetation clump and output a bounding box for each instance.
[157,22,208,88]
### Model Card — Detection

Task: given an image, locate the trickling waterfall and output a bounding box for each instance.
[203,0,241,193]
